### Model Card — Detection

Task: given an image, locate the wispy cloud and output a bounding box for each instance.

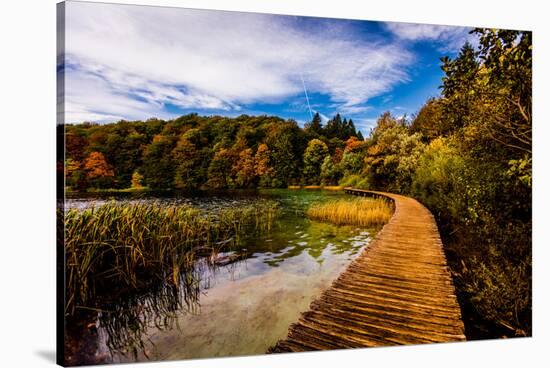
[61,2,414,123]
[384,22,476,52]
[353,118,379,135]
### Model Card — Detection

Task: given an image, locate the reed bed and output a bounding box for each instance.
[303,185,322,189]
[63,200,279,317]
[287,185,343,191]
[307,197,393,227]
[322,185,343,191]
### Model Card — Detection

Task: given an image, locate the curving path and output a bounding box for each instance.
[268,189,465,352]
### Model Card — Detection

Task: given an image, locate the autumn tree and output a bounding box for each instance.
[233,148,256,187]
[131,171,144,189]
[254,143,274,187]
[65,130,88,162]
[411,98,445,142]
[332,147,344,164]
[344,136,365,153]
[83,151,115,188]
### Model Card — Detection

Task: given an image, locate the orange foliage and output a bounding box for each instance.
[232,148,256,187]
[254,143,273,177]
[344,136,365,153]
[333,147,344,163]
[83,151,114,179]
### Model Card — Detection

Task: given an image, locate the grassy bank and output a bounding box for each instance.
[307,197,393,227]
[63,200,279,316]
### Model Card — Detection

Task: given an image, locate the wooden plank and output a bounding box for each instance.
[269,189,466,353]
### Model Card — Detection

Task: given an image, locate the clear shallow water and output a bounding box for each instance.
[66,189,379,363]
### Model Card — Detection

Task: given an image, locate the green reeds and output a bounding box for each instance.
[307,197,393,227]
[63,200,279,317]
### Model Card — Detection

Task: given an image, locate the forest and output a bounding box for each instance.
[62,29,531,338]
[64,112,363,191]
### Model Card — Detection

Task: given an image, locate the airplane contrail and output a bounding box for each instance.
[300,73,314,121]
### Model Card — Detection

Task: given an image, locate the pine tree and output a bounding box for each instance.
[307,112,323,135]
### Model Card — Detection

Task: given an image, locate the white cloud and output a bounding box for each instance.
[62,66,176,123]
[62,2,414,123]
[384,22,476,51]
[353,118,379,135]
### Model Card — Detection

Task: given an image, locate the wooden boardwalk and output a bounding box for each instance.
[268,189,465,353]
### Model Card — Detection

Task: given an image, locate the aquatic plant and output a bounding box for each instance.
[307,197,393,226]
[63,200,279,317]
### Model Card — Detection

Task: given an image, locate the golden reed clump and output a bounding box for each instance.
[307,197,393,226]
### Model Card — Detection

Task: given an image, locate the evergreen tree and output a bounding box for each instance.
[305,112,323,136]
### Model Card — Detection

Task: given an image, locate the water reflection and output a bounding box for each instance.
[65,189,379,364]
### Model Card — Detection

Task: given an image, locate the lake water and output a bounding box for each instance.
[65,189,379,364]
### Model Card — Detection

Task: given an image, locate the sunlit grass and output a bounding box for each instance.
[307,197,393,226]
[322,185,343,191]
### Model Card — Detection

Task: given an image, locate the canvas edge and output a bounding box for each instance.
[56,1,67,367]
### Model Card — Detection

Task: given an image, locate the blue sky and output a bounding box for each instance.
[60,2,475,135]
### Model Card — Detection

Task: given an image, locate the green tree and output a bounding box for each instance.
[303,139,329,184]
[141,135,176,190]
[339,151,364,178]
[206,148,236,189]
[65,158,87,190]
[363,113,424,193]
[320,155,341,185]
[264,121,305,187]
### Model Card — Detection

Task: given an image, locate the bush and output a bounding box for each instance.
[411,137,531,337]
[339,174,370,189]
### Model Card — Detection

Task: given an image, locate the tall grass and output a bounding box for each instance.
[63,200,279,317]
[307,197,393,227]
